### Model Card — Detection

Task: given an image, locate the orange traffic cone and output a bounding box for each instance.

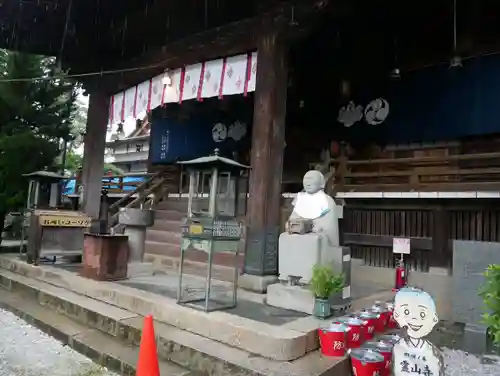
[136,315,160,376]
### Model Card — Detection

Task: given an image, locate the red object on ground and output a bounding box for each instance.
[394,262,407,290]
[350,348,385,376]
[317,324,349,357]
[362,341,394,376]
[342,317,365,349]
[136,315,160,376]
[355,311,378,341]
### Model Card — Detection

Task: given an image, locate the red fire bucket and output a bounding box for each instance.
[350,348,385,376]
[343,317,366,349]
[356,311,379,340]
[371,305,390,333]
[318,323,349,357]
[362,341,394,376]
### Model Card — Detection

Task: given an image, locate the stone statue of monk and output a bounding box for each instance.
[279,170,343,285]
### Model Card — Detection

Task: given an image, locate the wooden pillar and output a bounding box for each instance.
[244,32,288,277]
[80,92,109,218]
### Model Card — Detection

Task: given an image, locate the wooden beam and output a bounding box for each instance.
[84,0,329,94]
[343,233,433,251]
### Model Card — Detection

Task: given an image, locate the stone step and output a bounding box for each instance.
[151,218,182,232]
[0,266,350,376]
[154,209,185,221]
[155,199,188,211]
[144,253,240,283]
[146,229,181,243]
[145,240,244,268]
[0,287,191,376]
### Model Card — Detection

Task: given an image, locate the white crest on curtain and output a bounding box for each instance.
[212,123,228,142]
[228,121,247,141]
[337,101,363,127]
[364,98,390,125]
[222,54,248,96]
[201,59,224,98]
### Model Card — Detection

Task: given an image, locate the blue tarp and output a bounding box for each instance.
[62,176,146,195]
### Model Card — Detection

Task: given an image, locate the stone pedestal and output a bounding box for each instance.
[81,233,128,281]
[118,208,155,278]
[267,283,316,314]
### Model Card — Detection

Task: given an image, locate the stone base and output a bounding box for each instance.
[127,262,154,278]
[267,283,316,315]
[238,274,278,293]
[81,233,128,281]
[463,323,488,354]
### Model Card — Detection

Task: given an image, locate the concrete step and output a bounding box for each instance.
[144,253,241,283]
[151,218,182,232]
[145,240,243,268]
[0,287,191,376]
[146,229,181,244]
[0,267,350,376]
[154,209,185,221]
[155,199,188,212]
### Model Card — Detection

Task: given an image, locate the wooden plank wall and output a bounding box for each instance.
[342,199,500,272]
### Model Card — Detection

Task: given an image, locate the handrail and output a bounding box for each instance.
[109,174,172,231]
[108,171,161,212]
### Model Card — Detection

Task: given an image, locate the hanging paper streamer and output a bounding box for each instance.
[111,92,124,125]
[149,75,164,110]
[107,53,259,125]
[222,54,248,96]
[247,51,258,92]
[201,59,224,99]
[134,80,151,117]
[123,86,137,121]
[163,69,182,103]
[182,63,203,101]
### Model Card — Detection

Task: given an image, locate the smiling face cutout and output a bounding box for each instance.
[393,288,438,339]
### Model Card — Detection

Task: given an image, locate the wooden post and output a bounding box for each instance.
[80,93,109,218]
[244,31,288,277]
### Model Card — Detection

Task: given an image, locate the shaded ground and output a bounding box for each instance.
[0,309,115,376]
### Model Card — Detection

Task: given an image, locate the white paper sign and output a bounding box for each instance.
[393,237,411,254]
[342,285,351,299]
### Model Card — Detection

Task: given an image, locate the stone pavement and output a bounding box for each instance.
[0,307,116,376]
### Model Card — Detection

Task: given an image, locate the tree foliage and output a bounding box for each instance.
[0,50,77,214]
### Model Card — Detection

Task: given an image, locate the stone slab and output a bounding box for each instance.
[0,254,308,361]
[452,240,500,324]
[0,263,350,376]
[238,273,278,293]
[267,283,316,315]
[0,287,190,376]
[463,323,488,355]
[127,261,154,278]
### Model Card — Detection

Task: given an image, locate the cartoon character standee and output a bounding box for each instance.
[392,287,445,376]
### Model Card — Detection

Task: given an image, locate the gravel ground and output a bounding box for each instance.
[0,309,116,376]
[443,348,500,375]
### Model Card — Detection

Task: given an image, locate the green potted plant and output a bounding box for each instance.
[309,264,345,319]
[479,264,500,346]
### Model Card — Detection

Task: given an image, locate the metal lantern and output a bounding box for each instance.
[176,150,249,312]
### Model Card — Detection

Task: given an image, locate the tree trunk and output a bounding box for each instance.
[0,212,6,246]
